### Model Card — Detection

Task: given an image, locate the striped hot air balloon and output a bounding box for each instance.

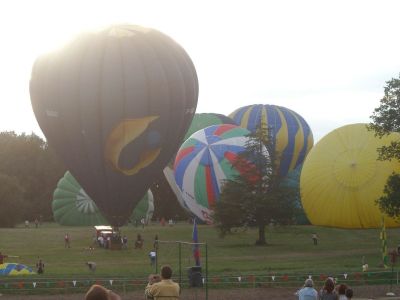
[52,171,154,226]
[230,104,313,177]
[174,124,253,223]
[0,263,34,276]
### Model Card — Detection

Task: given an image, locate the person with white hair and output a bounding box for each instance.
[296,278,318,300]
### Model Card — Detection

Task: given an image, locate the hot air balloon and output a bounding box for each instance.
[52,171,154,226]
[162,113,236,214]
[174,124,254,223]
[130,190,154,224]
[30,25,198,226]
[183,113,235,141]
[0,263,34,276]
[52,171,108,225]
[280,164,309,225]
[230,104,313,177]
[300,123,400,228]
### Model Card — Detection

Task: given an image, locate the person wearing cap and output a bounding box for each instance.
[297,278,318,300]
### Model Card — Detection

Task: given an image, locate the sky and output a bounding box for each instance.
[0,0,399,142]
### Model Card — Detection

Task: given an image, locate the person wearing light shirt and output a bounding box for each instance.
[145,265,180,300]
[297,278,318,300]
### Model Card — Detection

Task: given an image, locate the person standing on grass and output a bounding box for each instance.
[312,233,318,245]
[0,252,8,264]
[296,278,318,300]
[149,249,157,266]
[36,258,44,274]
[64,233,70,248]
[86,261,97,272]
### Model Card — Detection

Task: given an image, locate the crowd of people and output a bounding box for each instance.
[296,277,353,300]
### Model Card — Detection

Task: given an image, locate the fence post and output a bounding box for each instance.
[179,242,182,286]
[206,243,208,300]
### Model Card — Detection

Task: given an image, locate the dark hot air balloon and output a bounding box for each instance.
[30,24,198,226]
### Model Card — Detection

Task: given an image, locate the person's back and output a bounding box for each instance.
[320,278,338,300]
[145,265,180,300]
[148,279,180,299]
[320,290,338,300]
[297,279,318,300]
[337,284,347,300]
[345,288,353,300]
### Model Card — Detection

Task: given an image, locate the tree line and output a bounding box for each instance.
[0,132,66,227]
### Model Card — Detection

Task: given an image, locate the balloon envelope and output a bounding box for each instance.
[230,104,313,177]
[300,123,400,228]
[30,25,198,226]
[280,164,310,225]
[53,171,154,226]
[129,190,154,223]
[0,263,34,276]
[174,124,252,223]
[168,113,236,213]
[183,113,235,141]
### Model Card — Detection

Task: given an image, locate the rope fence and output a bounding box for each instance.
[0,270,398,295]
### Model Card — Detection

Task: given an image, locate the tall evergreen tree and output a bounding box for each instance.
[213,125,297,245]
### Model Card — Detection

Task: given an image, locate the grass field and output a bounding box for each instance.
[1,222,399,279]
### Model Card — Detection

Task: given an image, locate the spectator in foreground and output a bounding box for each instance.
[319,277,338,300]
[345,288,353,299]
[145,265,180,300]
[85,284,121,300]
[296,278,318,300]
[337,284,347,300]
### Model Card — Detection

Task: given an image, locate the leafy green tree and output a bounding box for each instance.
[0,173,25,227]
[213,126,297,245]
[376,173,400,219]
[368,74,400,161]
[368,74,400,219]
[0,132,66,223]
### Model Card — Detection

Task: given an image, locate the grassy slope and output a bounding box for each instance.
[0,222,398,278]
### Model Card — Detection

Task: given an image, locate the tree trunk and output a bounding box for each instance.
[255,223,267,245]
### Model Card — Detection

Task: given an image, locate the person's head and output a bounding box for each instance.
[304,278,314,287]
[324,278,335,293]
[85,284,120,300]
[337,284,347,295]
[345,288,353,299]
[161,265,173,279]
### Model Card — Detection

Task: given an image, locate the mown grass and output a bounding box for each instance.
[0,222,399,278]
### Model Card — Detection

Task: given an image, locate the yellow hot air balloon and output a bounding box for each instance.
[300,123,400,228]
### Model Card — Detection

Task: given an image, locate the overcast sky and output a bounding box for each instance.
[0,0,399,142]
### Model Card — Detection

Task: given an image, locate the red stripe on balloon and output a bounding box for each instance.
[213,124,236,136]
[174,146,195,167]
[205,165,216,207]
